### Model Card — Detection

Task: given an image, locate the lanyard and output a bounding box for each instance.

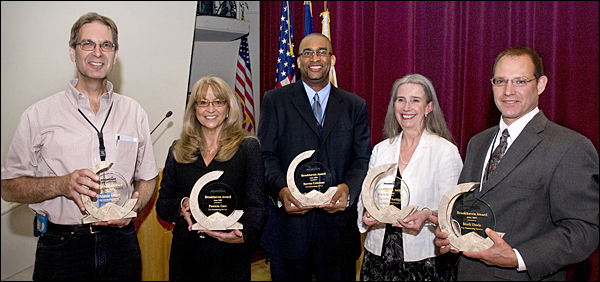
[78,102,113,161]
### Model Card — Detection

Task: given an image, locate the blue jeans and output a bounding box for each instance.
[32,223,140,281]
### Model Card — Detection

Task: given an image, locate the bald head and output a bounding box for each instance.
[296,33,336,91]
[299,33,333,52]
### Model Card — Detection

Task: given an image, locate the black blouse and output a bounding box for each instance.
[156,138,266,245]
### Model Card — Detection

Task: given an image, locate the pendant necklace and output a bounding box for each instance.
[207,148,215,155]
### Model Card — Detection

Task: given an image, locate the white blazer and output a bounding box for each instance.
[357,130,463,261]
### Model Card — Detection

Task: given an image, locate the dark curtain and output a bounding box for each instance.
[260,2,599,280]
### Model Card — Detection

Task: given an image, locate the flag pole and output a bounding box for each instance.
[320,1,337,87]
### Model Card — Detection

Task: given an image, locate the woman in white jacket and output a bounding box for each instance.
[358,74,463,281]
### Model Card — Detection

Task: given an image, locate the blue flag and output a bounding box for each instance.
[304,1,314,36]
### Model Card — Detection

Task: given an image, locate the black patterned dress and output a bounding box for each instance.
[360,170,455,281]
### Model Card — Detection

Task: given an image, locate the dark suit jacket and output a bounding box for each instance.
[457,111,599,281]
[258,80,371,261]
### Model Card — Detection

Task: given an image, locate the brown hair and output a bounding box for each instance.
[493,46,544,79]
[69,12,119,50]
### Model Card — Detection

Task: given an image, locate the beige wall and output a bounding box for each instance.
[1,1,260,279]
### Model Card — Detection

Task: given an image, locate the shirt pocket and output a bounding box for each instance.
[112,133,139,180]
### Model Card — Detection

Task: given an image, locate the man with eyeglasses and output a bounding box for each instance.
[430,46,599,280]
[258,33,371,281]
[1,12,158,280]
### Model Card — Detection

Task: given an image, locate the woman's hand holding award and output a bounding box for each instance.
[361,163,418,224]
[81,160,138,223]
[189,170,243,230]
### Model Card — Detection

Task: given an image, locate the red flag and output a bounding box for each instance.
[235,36,255,133]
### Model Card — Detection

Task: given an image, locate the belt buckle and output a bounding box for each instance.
[89,224,100,234]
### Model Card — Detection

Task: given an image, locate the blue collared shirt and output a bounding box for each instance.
[302,81,331,125]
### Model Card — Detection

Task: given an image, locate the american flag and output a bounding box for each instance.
[235,36,255,133]
[275,1,296,88]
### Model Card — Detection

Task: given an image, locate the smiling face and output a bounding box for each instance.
[394,83,433,132]
[195,86,228,134]
[297,33,336,91]
[492,55,547,126]
[69,21,117,83]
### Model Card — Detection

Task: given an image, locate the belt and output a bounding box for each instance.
[46,221,131,235]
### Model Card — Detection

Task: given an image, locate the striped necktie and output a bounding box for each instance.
[312,93,322,125]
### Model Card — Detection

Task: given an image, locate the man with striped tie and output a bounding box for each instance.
[432,46,599,281]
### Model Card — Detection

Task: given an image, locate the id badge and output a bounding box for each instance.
[34,213,48,236]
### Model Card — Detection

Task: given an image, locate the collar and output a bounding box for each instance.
[66,79,114,111]
[499,107,539,141]
[302,81,331,105]
[399,129,436,144]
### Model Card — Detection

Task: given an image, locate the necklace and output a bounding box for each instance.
[399,139,410,165]
[399,149,409,165]
[207,149,215,155]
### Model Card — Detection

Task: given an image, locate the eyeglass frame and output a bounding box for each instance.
[195,100,227,108]
[76,40,117,52]
[490,77,537,87]
[299,49,333,58]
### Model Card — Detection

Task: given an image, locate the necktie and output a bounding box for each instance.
[483,129,509,182]
[312,93,322,125]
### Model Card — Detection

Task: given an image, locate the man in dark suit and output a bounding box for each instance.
[257,33,371,281]
[431,46,599,280]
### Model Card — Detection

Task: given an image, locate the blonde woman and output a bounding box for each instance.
[157,76,266,280]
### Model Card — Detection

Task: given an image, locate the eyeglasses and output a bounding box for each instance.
[196,100,227,108]
[490,77,536,87]
[76,40,116,52]
[300,50,332,58]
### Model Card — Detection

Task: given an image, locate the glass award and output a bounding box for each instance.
[96,171,131,208]
[372,173,410,210]
[438,182,505,252]
[82,160,138,223]
[197,182,237,217]
[361,163,418,224]
[286,150,338,206]
[450,191,496,238]
[190,170,243,230]
[294,159,333,194]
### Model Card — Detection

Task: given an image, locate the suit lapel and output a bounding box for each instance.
[320,86,342,141]
[290,81,321,136]
[479,112,547,196]
[472,127,498,186]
